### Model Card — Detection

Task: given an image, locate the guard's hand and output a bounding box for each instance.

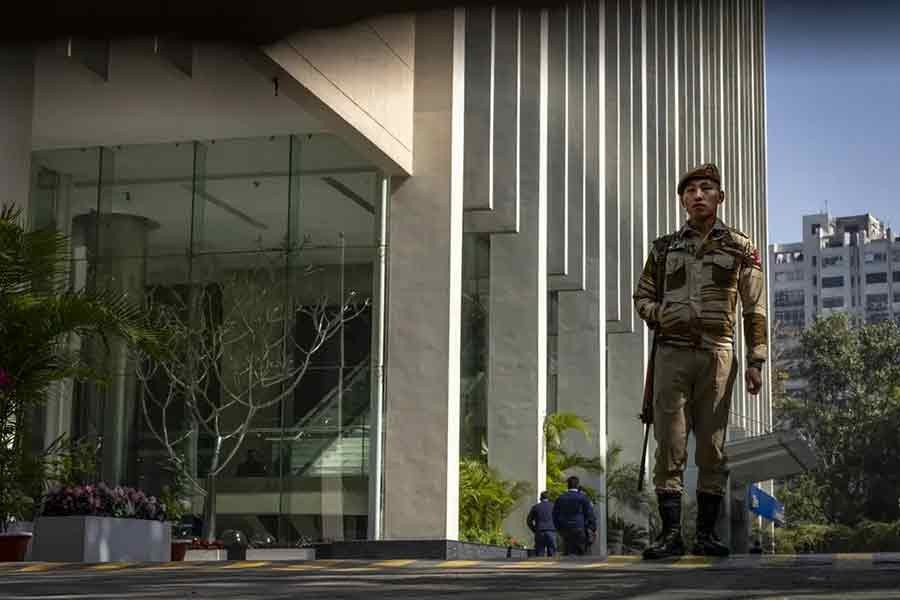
[746,366,762,395]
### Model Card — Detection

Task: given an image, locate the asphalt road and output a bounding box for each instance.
[1,554,899,600]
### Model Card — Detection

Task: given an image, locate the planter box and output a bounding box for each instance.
[0,533,32,562]
[315,540,528,560]
[184,548,316,562]
[30,516,171,563]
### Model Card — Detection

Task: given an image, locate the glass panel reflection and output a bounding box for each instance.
[28,134,381,546]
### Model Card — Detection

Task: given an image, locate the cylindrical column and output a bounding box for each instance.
[75,212,159,485]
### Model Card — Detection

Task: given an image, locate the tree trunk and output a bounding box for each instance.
[201,473,217,543]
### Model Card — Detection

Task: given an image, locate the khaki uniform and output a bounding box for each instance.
[633,218,767,495]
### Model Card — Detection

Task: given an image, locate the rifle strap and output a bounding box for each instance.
[652,234,674,321]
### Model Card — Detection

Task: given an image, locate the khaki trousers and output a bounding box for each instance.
[652,344,737,496]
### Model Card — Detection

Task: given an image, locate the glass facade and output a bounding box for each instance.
[459,233,490,458]
[29,134,384,545]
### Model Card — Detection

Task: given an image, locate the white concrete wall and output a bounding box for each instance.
[32,41,325,150]
[261,15,415,175]
[381,10,462,540]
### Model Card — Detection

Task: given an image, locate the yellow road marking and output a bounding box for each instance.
[90,563,133,571]
[371,559,416,568]
[607,556,642,562]
[836,553,873,561]
[222,561,269,569]
[140,562,196,571]
[499,561,553,569]
[763,554,796,566]
[17,563,58,573]
[672,556,714,568]
[437,560,480,568]
[271,560,339,572]
[835,553,873,568]
[271,564,327,572]
[579,562,617,569]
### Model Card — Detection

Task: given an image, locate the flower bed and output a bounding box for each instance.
[31,483,171,563]
[41,483,167,521]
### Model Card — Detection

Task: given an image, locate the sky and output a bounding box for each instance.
[765,0,900,244]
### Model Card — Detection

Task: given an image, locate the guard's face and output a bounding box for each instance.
[680,178,725,221]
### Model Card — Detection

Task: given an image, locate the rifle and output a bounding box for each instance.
[637,236,670,493]
[637,330,657,493]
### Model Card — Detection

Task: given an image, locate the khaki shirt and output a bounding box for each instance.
[633,219,768,367]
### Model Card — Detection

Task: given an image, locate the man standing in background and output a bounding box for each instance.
[552,476,597,556]
[526,491,557,557]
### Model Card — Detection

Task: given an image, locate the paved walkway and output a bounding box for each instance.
[0,554,898,599]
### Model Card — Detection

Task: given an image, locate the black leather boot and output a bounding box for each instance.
[693,491,730,557]
[642,492,685,560]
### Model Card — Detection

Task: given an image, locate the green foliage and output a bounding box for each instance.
[608,513,650,554]
[0,205,164,531]
[773,520,900,554]
[544,412,604,502]
[775,313,900,526]
[604,441,658,543]
[44,435,99,488]
[776,472,826,527]
[159,454,194,524]
[458,457,530,545]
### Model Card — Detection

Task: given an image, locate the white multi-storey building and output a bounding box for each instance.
[769,213,900,396]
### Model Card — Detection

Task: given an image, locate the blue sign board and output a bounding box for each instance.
[748,485,785,526]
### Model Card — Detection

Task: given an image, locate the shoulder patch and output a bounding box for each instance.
[748,246,762,267]
[652,234,675,255]
[727,227,751,242]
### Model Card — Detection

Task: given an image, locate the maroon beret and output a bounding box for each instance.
[677,163,722,195]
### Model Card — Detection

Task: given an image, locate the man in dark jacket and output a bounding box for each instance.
[552,476,597,556]
[526,491,556,557]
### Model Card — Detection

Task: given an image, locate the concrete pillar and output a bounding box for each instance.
[75,212,158,485]
[555,0,607,555]
[0,45,35,219]
[557,274,606,554]
[382,9,463,540]
[606,330,648,466]
[486,9,547,545]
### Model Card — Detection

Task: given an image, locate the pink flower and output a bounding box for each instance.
[0,368,13,390]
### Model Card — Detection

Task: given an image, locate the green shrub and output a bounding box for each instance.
[458,458,530,545]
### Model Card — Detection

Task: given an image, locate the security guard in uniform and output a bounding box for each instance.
[633,163,767,559]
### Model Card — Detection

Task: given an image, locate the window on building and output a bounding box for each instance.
[822,276,845,288]
[775,309,805,329]
[812,256,818,266]
[813,275,818,286]
[822,296,844,309]
[864,252,887,263]
[866,272,888,284]
[822,255,843,268]
[866,293,889,311]
[893,271,900,283]
[892,249,900,262]
[774,270,804,283]
[793,252,805,263]
[852,296,856,307]
[774,290,805,307]
[894,291,900,303]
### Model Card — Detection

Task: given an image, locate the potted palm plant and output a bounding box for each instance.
[0,204,166,561]
[159,457,194,561]
[0,428,38,561]
[604,442,655,555]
